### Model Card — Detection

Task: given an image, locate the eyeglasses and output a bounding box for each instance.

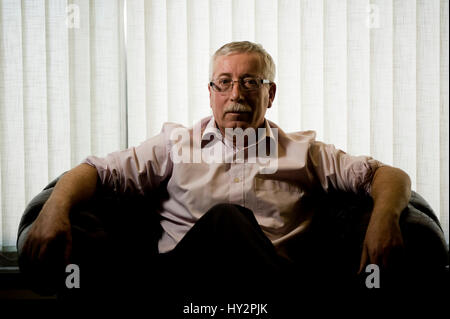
[209,77,271,93]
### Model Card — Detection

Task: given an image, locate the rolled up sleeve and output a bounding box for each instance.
[308,141,384,194]
[83,124,174,196]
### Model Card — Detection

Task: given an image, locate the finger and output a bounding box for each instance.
[358,246,368,274]
[37,241,50,264]
[64,232,72,265]
[28,236,40,264]
[22,235,32,260]
[50,231,69,263]
[21,236,35,269]
[27,225,40,262]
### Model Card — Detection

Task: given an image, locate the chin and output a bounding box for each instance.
[226,121,252,130]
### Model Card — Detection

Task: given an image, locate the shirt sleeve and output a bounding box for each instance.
[82,124,175,196]
[307,141,384,195]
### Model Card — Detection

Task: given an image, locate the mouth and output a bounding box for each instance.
[225,111,252,117]
[225,110,252,114]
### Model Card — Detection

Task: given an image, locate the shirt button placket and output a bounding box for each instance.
[229,163,244,205]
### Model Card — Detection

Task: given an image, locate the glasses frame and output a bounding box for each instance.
[209,77,271,93]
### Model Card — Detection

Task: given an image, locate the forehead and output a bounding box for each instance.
[212,52,263,77]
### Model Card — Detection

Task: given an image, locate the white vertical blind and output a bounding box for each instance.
[277,0,301,133]
[209,0,232,56]
[232,0,255,41]
[323,0,347,152]
[347,0,371,156]
[22,0,49,206]
[0,0,126,251]
[167,0,189,125]
[126,0,146,146]
[440,0,449,245]
[0,0,448,250]
[70,0,92,165]
[0,0,25,251]
[300,0,324,140]
[255,0,278,124]
[144,0,169,138]
[370,0,393,166]
[393,0,417,190]
[416,0,441,232]
[47,0,71,183]
[90,0,126,157]
[187,0,210,125]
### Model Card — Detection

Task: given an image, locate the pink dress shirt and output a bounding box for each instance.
[84,116,383,254]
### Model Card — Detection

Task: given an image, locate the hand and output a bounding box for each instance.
[22,199,72,269]
[358,215,404,274]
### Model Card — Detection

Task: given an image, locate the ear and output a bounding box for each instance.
[267,83,276,109]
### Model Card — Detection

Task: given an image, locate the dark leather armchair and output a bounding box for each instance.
[16,174,449,307]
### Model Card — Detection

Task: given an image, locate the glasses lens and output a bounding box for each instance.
[242,78,260,90]
[215,78,232,92]
[211,77,264,92]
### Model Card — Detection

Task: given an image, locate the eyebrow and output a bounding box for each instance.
[216,73,259,78]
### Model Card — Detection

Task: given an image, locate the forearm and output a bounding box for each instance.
[44,163,99,215]
[357,166,411,270]
[23,164,98,265]
[369,166,411,223]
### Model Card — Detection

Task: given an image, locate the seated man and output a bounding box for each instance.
[22,41,412,309]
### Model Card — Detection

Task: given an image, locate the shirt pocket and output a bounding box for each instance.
[254,176,303,213]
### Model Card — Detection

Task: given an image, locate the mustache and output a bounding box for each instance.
[224,103,252,113]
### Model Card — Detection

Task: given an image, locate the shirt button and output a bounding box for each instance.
[233,177,240,183]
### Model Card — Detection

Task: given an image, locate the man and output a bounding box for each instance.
[23,41,410,303]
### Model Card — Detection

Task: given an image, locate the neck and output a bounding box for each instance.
[217,120,267,148]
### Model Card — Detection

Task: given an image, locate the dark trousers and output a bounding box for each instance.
[156,204,291,297]
[146,203,374,317]
[146,203,299,317]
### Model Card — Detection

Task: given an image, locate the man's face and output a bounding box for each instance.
[209,52,276,135]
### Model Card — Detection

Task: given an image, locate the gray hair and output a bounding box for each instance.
[210,41,276,82]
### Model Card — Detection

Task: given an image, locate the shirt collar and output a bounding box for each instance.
[201,116,276,150]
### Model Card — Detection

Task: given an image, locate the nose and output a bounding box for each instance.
[230,80,244,102]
